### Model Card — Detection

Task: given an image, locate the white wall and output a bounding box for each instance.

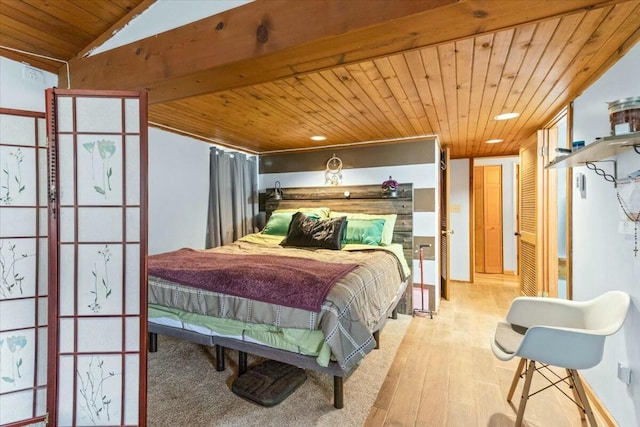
[449,159,471,281]
[91,0,253,55]
[147,128,210,254]
[571,42,640,427]
[473,156,519,274]
[0,57,57,111]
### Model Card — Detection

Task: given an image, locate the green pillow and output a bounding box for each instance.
[343,219,386,245]
[263,212,320,235]
[330,212,397,245]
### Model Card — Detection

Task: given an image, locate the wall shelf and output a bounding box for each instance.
[546,132,640,169]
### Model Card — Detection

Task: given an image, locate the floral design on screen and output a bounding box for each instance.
[88,245,113,313]
[0,335,27,386]
[1,148,26,205]
[83,139,116,198]
[0,240,33,299]
[77,356,119,424]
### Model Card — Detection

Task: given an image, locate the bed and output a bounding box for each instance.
[147,184,414,408]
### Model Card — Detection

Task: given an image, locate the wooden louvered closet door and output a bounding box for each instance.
[518,133,543,296]
[439,147,450,300]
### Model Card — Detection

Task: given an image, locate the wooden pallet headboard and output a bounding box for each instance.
[264,183,413,273]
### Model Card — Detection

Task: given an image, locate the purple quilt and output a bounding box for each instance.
[148,248,359,312]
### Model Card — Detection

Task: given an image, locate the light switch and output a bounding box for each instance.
[617,363,632,385]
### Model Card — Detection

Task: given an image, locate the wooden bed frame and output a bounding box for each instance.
[148,183,413,408]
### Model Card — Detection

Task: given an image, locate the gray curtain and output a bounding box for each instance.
[206,148,258,248]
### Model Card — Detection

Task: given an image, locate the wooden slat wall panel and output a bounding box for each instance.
[187,3,640,156]
[266,184,414,305]
[484,23,538,154]
[454,38,473,157]
[524,3,640,135]
[0,0,145,72]
[438,42,458,149]
[2,0,639,158]
[388,55,429,136]
[472,29,513,156]
[421,47,449,144]
[500,16,585,146]
[465,34,493,158]
[403,51,437,137]
[499,16,580,145]
[147,2,640,157]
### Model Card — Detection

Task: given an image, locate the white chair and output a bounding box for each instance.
[491,291,630,426]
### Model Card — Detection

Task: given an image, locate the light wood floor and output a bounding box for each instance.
[365,274,607,427]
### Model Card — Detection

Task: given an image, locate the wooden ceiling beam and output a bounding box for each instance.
[62,0,631,104]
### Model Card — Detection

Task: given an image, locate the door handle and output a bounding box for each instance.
[441,229,454,235]
[514,232,521,236]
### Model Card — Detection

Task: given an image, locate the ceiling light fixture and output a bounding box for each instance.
[310,135,327,141]
[486,139,504,144]
[494,112,520,121]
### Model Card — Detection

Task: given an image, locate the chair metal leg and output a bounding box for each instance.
[508,358,527,402]
[570,369,598,426]
[515,360,536,427]
[566,369,585,421]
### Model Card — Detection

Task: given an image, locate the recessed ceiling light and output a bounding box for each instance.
[486,139,504,144]
[494,112,520,121]
[310,135,327,141]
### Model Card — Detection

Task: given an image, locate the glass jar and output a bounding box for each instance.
[608,96,640,136]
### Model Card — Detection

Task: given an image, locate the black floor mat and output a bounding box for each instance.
[231,360,307,407]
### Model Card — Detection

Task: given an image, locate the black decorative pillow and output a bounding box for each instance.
[280,212,347,250]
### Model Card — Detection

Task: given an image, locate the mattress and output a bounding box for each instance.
[148,304,333,365]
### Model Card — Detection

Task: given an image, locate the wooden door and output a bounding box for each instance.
[46,89,148,426]
[518,133,544,296]
[439,147,451,300]
[545,128,559,297]
[483,166,503,273]
[474,165,503,274]
[473,166,484,273]
[515,165,520,275]
[541,110,571,299]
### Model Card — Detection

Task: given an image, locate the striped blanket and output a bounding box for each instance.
[148,234,406,369]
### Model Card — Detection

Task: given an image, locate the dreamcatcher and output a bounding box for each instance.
[324,154,343,186]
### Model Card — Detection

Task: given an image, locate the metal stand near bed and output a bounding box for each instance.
[148,280,407,409]
[413,244,434,319]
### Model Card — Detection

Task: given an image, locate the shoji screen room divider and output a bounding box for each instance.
[0,108,48,425]
[0,89,148,426]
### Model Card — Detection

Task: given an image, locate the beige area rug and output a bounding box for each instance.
[147,314,411,427]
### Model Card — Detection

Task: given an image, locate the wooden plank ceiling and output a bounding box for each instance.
[1,0,639,158]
